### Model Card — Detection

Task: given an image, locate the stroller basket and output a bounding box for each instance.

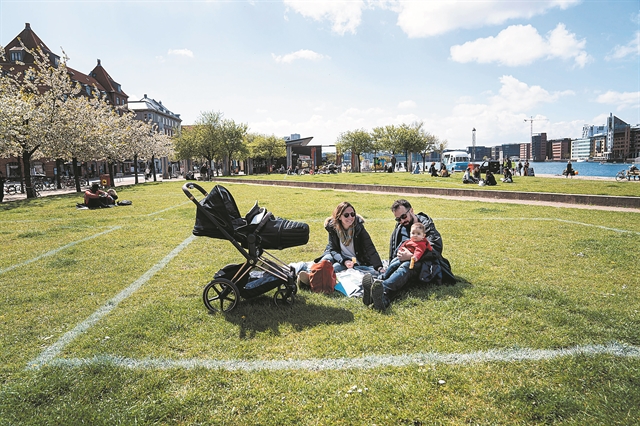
[192,184,309,250]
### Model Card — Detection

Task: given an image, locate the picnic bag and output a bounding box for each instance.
[309,260,336,294]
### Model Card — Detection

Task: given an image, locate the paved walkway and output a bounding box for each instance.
[1,174,169,203]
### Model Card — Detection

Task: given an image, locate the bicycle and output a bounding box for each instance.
[616,169,640,182]
[4,182,19,195]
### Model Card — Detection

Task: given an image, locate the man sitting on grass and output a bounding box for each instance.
[362,199,454,311]
[83,183,115,208]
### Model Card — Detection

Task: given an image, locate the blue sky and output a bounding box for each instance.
[1,0,638,149]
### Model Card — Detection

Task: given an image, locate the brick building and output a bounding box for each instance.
[0,23,128,179]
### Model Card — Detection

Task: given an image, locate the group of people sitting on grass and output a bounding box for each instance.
[462,166,498,186]
[297,199,456,311]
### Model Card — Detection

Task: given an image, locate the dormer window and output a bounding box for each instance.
[10,51,23,62]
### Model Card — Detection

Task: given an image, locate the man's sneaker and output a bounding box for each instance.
[362,273,373,305]
[371,280,388,311]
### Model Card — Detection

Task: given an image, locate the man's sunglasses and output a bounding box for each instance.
[343,212,356,218]
[395,213,408,222]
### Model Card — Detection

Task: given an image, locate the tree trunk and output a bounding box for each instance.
[16,155,24,194]
[55,158,63,189]
[134,154,139,184]
[22,151,36,199]
[108,161,115,188]
[72,157,81,192]
[152,155,157,182]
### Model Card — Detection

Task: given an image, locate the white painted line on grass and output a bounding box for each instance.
[44,342,640,371]
[147,201,192,217]
[0,226,122,275]
[555,219,640,235]
[27,235,196,370]
[430,217,640,235]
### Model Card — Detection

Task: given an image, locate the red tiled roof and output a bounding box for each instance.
[1,23,127,100]
[4,23,55,61]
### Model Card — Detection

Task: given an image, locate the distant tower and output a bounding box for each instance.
[472,128,476,163]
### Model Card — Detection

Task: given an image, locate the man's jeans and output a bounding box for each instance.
[381,260,416,293]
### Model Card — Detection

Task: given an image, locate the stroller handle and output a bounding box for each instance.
[182,182,208,204]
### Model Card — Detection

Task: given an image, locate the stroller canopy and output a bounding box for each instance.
[193,185,309,250]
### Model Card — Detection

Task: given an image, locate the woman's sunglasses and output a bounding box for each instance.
[342,212,356,218]
[395,213,408,222]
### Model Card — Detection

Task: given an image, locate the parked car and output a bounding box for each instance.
[479,160,500,174]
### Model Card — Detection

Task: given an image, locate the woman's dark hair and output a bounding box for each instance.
[331,201,355,232]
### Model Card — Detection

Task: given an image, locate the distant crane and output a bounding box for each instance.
[523,116,548,143]
[524,115,548,161]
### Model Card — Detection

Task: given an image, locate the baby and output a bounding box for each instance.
[385,222,432,276]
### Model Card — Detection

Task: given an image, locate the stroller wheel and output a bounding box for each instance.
[203,278,239,313]
[273,288,295,307]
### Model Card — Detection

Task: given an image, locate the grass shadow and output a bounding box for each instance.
[393,278,473,305]
[223,294,355,339]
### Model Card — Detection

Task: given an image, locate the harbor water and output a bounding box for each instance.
[518,161,632,178]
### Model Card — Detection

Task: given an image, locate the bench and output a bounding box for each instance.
[627,170,640,181]
[115,172,124,182]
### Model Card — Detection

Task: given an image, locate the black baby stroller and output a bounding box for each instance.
[183,183,309,313]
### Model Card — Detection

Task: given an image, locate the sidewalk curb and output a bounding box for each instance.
[210,178,640,210]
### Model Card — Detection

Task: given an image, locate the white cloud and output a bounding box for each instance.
[606,31,640,60]
[388,0,579,38]
[168,49,194,58]
[596,91,640,111]
[398,100,416,109]
[283,0,581,39]
[283,0,365,35]
[424,75,576,147]
[272,49,329,63]
[450,24,592,68]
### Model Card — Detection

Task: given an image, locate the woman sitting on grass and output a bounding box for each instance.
[316,201,383,275]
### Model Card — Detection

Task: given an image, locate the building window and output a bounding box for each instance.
[6,162,20,178]
[85,86,91,96]
[116,97,120,105]
[10,51,23,62]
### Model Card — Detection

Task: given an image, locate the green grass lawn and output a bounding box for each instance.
[231,171,640,198]
[1,181,639,425]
